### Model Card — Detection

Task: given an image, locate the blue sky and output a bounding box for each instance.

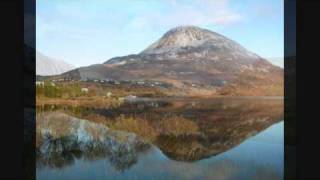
[36,0,284,67]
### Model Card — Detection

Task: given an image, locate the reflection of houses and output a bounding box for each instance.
[36,81,56,87]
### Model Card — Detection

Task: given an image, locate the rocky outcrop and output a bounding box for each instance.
[36,112,150,170]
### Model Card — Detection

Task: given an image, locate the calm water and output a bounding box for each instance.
[36,97,283,180]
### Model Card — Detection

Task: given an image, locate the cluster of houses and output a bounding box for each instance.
[79,78,171,88]
[181,80,228,88]
[51,78,75,82]
[36,76,172,88]
[35,81,56,87]
[36,80,117,96]
[36,77,173,99]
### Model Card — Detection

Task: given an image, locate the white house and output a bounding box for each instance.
[81,88,89,93]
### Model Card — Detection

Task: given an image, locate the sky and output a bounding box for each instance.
[36,0,284,67]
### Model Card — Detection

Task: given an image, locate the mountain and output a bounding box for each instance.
[36,51,75,76]
[52,26,283,96]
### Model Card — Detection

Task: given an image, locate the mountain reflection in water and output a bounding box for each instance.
[36,97,283,180]
[36,141,151,172]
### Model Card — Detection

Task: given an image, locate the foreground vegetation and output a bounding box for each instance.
[36,80,166,107]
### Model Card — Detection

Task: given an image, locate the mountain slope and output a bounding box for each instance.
[36,51,75,76]
[52,26,283,96]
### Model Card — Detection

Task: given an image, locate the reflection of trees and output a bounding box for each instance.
[37,151,77,169]
[37,148,114,169]
[108,148,138,172]
[108,142,151,172]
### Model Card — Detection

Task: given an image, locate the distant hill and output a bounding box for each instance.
[49,26,283,96]
[36,51,75,76]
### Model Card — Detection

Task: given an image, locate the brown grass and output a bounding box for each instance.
[111,115,158,142]
[36,96,123,108]
[156,115,200,136]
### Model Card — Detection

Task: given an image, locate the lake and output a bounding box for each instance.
[36,97,283,180]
